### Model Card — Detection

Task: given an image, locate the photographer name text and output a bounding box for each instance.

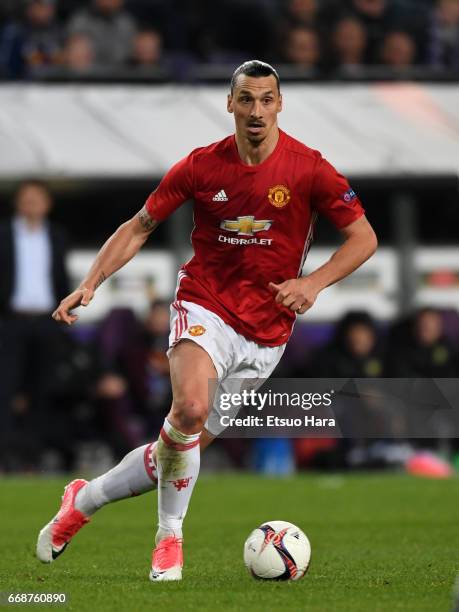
[219,415,336,428]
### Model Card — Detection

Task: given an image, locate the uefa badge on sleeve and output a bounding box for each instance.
[343,188,357,203]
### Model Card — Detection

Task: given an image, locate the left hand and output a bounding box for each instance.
[269,277,320,314]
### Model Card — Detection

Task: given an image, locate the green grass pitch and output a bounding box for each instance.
[0,473,458,611]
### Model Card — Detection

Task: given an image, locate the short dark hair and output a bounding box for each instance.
[230,60,280,94]
[15,177,51,196]
[14,178,51,200]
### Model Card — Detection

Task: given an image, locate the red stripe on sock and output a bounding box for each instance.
[143,443,158,483]
[160,428,200,451]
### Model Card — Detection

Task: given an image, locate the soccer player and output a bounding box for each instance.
[36,60,377,581]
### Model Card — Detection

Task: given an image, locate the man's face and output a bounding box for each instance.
[94,0,123,15]
[346,324,376,357]
[415,311,443,346]
[289,0,317,21]
[353,0,385,18]
[438,0,459,26]
[285,28,320,67]
[227,75,282,145]
[66,34,94,71]
[134,31,162,65]
[26,1,55,26]
[16,185,51,222]
[334,18,367,55]
[381,32,415,67]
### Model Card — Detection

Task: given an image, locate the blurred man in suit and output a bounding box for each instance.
[0,179,70,470]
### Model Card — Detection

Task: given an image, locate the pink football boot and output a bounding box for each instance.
[36,479,90,563]
[149,536,183,582]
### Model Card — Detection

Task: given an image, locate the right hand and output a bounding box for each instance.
[52,286,94,325]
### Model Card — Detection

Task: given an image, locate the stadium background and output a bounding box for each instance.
[1,0,458,474]
[0,3,458,609]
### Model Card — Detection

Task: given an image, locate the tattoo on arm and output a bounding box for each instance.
[94,271,106,289]
[138,206,158,232]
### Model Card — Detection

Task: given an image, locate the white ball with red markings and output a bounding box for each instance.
[243,520,311,581]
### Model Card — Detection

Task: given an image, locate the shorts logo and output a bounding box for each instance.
[220,216,272,236]
[188,325,206,336]
[343,188,357,203]
[268,185,290,208]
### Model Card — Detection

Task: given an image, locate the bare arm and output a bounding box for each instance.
[269,215,378,314]
[53,206,159,324]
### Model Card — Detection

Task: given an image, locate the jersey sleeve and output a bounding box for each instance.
[311,155,364,229]
[145,153,194,222]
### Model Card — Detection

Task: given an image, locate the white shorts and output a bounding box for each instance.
[168,300,286,436]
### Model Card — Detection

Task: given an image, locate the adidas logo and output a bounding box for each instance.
[212,189,228,202]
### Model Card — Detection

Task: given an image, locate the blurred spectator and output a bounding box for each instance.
[323,0,389,63]
[0,180,70,469]
[62,33,96,74]
[126,0,185,51]
[386,307,458,376]
[296,311,385,469]
[94,301,171,457]
[380,30,418,67]
[282,0,320,28]
[426,0,459,72]
[325,0,425,63]
[329,16,368,73]
[0,0,62,79]
[384,307,458,462]
[352,0,388,19]
[350,0,395,62]
[130,29,163,68]
[309,311,384,377]
[67,0,137,67]
[283,26,321,71]
[187,0,276,64]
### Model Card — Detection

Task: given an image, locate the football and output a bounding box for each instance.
[243,520,311,580]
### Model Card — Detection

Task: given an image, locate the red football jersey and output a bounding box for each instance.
[145,129,364,346]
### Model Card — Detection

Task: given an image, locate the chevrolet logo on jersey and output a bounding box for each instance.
[219,216,273,236]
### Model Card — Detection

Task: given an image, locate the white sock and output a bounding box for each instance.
[156,418,200,543]
[74,442,158,516]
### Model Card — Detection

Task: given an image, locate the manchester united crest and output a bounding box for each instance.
[188,325,206,336]
[268,185,290,208]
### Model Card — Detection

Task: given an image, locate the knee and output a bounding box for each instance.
[170,395,208,434]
